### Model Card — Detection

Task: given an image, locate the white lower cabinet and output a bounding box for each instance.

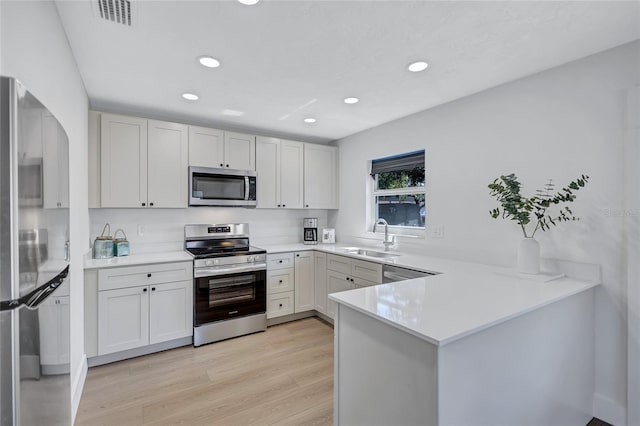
[149,281,193,344]
[314,252,328,315]
[267,251,315,318]
[38,295,70,368]
[326,254,382,319]
[294,251,314,313]
[327,270,353,319]
[94,261,193,357]
[99,286,150,355]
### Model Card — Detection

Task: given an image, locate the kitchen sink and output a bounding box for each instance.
[341,247,400,259]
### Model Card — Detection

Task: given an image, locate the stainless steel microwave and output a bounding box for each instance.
[189,166,257,207]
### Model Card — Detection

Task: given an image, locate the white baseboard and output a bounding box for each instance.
[71,354,88,423]
[594,392,626,426]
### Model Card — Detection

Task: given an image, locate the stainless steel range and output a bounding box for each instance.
[185,224,267,347]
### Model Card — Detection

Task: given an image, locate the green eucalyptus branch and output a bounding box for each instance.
[488,173,589,238]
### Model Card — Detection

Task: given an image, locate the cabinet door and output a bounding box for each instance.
[98,286,149,355]
[280,140,304,209]
[327,270,353,319]
[224,131,256,170]
[267,291,294,319]
[101,113,148,207]
[149,280,193,344]
[314,252,328,315]
[38,297,59,365]
[256,137,280,208]
[57,296,70,364]
[42,113,69,209]
[304,144,338,209]
[42,112,60,209]
[294,251,314,313]
[188,125,224,168]
[147,120,188,208]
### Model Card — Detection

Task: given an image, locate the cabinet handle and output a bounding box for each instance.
[296,254,300,257]
[226,164,229,167]
[279,280,283,283]
[345,277,349,281]
[279,260,283,264]
[220,163,223,167]
[279,303,283,308]
[147,273,152,278]
[142,202,146,206]
[143,288,148,292]
[150,202,154,206]
[152,287,156,291]
[282,204,286,207]
[350,278,355,282]
[277,204,281,207]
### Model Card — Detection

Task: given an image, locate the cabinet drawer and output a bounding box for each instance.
[327,254,351,274]
[351,259,382,284]
[267,253,294,270]
[353,276,380,288]
[267,291,294,319]
[267,268,295,294]
[98,261,193,291]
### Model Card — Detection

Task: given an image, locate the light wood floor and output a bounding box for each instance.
[76,318,334,425]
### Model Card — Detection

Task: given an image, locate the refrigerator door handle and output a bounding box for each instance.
[0,265,69,311]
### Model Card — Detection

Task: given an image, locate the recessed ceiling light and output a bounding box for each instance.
[198,56,220,68]
[344,97,359,104]
[408,61,429,72]
[303,118,317,124]
[237,0,260,5]
[182,93,199,101]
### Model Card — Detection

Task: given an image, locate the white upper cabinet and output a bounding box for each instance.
[99,113,188,208]
[223,131,256,170]
[100,113,148,208]
[188,125,224,168]
[256,136,280,208]
[304,144,338,209]
[42,112,69,209]
[147,120,188,208]
[188,128,255,171]
[256,137,304,209]
[280,140,304,209]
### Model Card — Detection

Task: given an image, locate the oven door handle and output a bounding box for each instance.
[195,262,267,278]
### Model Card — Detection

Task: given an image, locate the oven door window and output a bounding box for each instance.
[195,270,266,325]
[192,173,246,201]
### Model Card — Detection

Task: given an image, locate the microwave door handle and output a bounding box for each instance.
[244,176,250,200]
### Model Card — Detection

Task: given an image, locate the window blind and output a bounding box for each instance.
[370,150,424,175]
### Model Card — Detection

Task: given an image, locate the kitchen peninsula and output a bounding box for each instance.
[329,256,598,426]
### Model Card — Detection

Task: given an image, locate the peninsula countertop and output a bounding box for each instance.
[261,242,599,347]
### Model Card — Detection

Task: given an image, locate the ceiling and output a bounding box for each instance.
[55,0,640,143]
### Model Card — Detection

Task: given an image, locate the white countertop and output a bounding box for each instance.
[262,242,599,347]
[84,251,193,269]
[82,242,598,346]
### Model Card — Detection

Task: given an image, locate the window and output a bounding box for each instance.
[371,150,425,228]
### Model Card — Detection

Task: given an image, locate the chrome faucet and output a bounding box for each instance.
[373,218,396,251]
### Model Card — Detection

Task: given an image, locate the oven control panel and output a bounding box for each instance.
[195,253,266,268]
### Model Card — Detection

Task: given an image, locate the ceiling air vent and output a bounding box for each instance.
[96,0,133,26]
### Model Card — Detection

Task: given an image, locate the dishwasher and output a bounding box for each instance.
[382,264,437,283]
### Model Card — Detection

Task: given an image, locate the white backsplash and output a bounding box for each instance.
[89,208,331,254]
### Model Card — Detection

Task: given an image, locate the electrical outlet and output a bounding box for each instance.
[137,225,145,237]
[430,225,444,239]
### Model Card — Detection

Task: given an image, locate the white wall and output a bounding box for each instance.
[334,40,640,425]
[1,0,89,419]
[89,208,329,252]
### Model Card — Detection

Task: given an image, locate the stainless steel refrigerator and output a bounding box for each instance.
[0,77,71,425]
